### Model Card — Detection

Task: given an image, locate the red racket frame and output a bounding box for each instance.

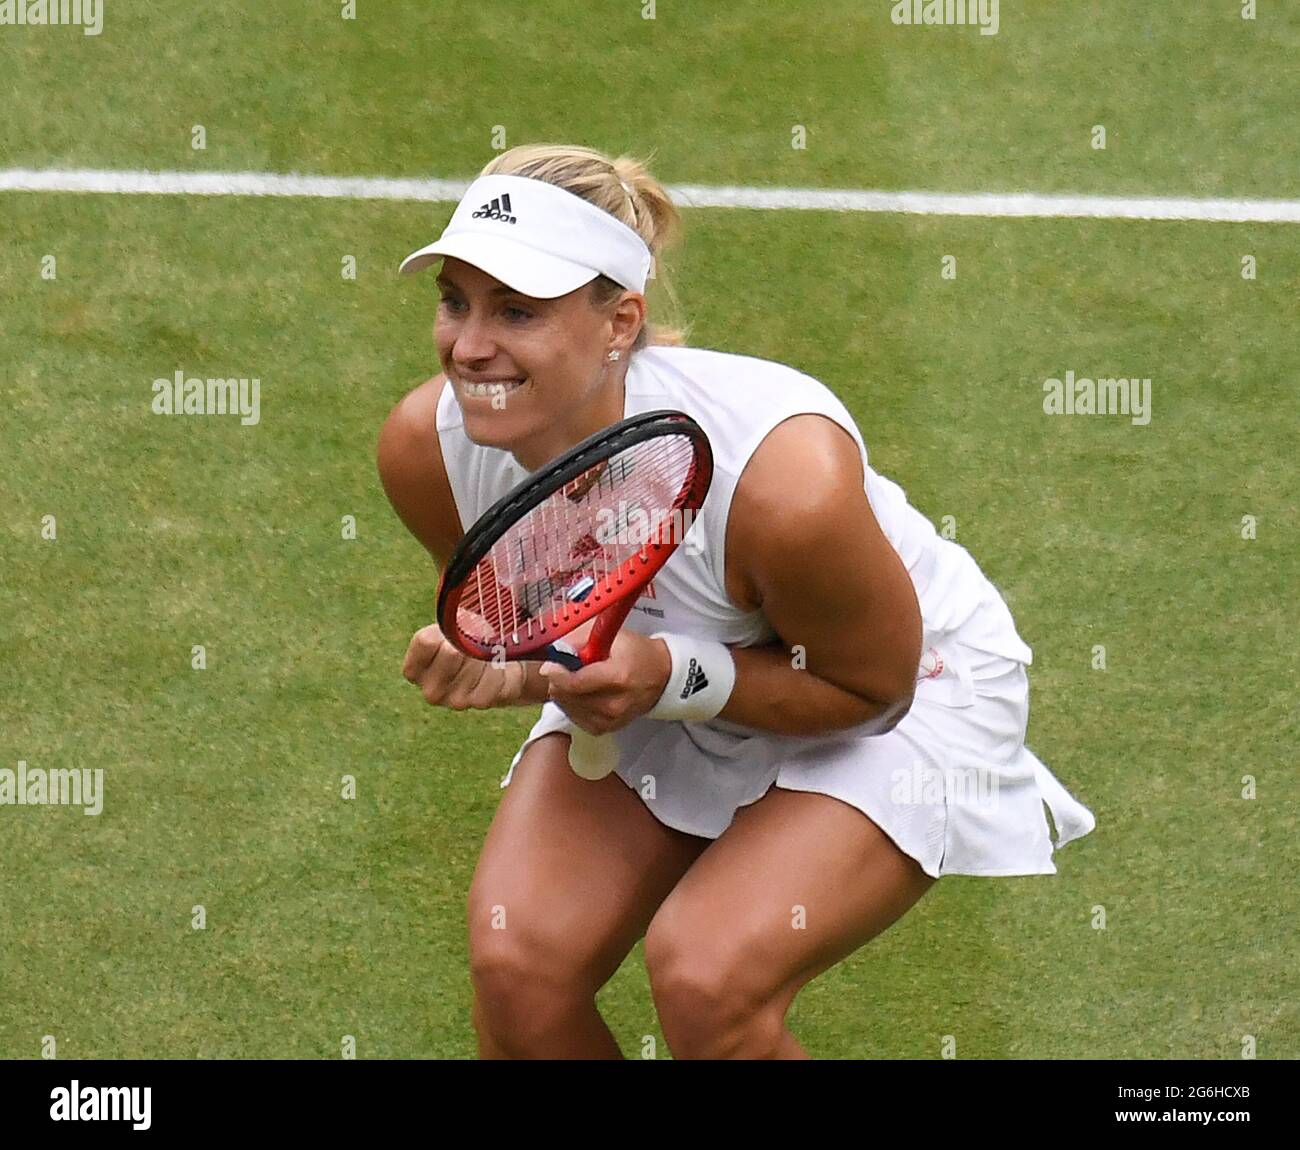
[436,410,713,669]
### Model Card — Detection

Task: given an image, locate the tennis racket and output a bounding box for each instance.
[436,409,714,779]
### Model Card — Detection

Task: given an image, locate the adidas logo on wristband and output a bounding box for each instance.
[648,635,736,722]
[680,658,710,700]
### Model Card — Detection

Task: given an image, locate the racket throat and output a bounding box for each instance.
[542,595,639,670]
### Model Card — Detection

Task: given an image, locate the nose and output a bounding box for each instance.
[448,307,498,367]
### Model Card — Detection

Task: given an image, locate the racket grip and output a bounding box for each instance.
[550,608,634,779]
[568,728,620,780]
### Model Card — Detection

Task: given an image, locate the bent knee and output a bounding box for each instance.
[468,908,610,1003]
[645,919,778,1025]
[646,951,787,1058]
[467,932,592,1051]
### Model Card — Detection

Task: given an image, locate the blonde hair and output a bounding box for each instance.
[479,143,690,351]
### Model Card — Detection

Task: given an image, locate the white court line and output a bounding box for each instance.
[1,167,1298,223]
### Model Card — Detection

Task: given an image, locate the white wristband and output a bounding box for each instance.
[646,632,736,721]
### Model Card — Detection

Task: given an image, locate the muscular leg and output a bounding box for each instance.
[468,733,710,1058]
[644,787,936,1059]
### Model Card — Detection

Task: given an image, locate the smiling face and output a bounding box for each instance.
[434,257,645,470]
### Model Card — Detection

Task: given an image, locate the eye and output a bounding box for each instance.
[438,296,531,321]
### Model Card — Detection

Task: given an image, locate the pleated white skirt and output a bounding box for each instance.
[502,631,1096,879]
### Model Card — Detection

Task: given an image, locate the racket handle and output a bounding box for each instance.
[567,728,620,780]
[554,598,638,779]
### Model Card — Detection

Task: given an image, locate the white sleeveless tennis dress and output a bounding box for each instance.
[436,345,1096,877]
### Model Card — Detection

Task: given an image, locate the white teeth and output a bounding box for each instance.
[462,378,524,397]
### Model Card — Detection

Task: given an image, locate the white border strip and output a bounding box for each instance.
[1,167,1297,223]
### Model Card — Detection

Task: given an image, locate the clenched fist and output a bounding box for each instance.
[402,624,536,710]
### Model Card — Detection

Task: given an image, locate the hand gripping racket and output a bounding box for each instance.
[436,410,714,779]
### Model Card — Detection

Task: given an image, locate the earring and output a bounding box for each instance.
[607,350,621,362]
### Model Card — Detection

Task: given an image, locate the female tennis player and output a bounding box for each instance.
[379,144,1096,1059]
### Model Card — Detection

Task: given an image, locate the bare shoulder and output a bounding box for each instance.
[735,414,864,522]
[382,372,447,445]
[722,414,870,610]
[377,373,463,566]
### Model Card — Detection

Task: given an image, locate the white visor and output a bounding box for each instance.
[399,173,653,298]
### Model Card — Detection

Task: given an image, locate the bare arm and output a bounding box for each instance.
[376,374,463,567]
[716,414,923,736]
[378,375,552,708]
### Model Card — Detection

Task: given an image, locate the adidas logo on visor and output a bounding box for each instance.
[471,194,517,224]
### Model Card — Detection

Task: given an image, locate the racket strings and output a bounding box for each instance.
[456,434,697,645]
